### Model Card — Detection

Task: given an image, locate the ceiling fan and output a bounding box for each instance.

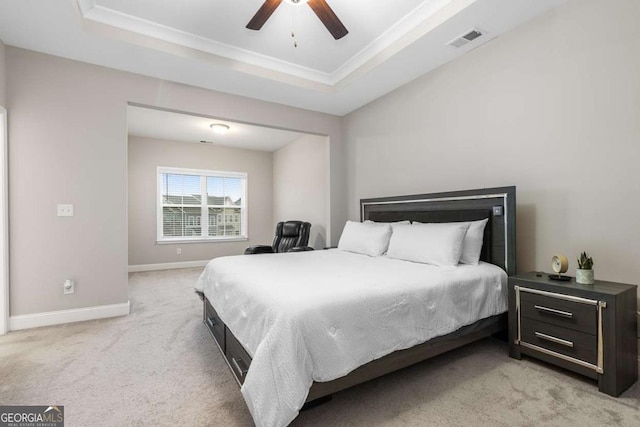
[246,0,348,40]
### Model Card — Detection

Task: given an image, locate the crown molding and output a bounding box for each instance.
[76,0,471,90]
[78,0,333,84]
[333,0,475,90]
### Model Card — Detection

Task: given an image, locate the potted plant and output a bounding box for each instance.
[576,252,594,284]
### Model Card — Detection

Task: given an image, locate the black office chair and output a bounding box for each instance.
[244,221,313,254]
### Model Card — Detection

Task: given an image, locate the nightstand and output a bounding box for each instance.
[508,272,638,397]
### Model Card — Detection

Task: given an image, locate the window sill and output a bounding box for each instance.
[156,237,248,245]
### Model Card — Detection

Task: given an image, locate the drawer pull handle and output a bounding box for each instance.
[534,305,573,318]
[206,317,215,328]
[534,331,574,348]
[232,357,249,378]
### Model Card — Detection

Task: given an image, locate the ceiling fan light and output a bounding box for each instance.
[210,123,230,135]
[287,0,309,5]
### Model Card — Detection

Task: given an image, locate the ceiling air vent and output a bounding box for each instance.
[447,28,484,48]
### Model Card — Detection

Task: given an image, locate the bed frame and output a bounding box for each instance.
[202,186,516,407]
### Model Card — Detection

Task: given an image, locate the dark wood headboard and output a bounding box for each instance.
[360,186,516,276]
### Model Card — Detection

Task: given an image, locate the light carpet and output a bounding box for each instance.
[0,268,638,426]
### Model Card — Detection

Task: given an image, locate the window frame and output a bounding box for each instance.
[156,166,248,244]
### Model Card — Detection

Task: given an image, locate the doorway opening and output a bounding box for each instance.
[126,104,330,272]
[0,106,9,334]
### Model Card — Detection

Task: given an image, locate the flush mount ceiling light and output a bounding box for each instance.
[210,123,230,135]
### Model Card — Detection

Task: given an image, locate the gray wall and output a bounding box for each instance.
[0,40,5,106]
[344,0,640,290]
[128,136,273,266]
[273,135,329,249]
[7,47,344,317]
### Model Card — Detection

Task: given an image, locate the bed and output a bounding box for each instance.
[195,186,516,427]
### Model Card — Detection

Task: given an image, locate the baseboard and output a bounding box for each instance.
[128,260,209,272]
[9,301,130,331]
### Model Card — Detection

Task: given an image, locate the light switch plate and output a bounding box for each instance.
[57,204,73,217]
[63,279,75,294]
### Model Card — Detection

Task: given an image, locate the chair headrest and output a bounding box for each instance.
[282,221,302,237]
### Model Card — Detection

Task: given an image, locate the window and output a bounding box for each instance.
[157,167,247,243]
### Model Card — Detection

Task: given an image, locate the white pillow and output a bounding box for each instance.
[337,221,393,257]
[386,222,470,267]
[459,218,489,265]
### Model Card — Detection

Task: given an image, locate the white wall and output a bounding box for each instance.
[7,47,344,317]
[343,0,640,291]
[0,40,5,106]
[273,135,329,249]
[128,136,274,266]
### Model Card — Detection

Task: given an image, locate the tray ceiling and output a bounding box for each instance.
[0,0,567,115]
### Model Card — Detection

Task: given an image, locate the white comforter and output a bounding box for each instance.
[195,249,507,427]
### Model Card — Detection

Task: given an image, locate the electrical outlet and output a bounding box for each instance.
[63,279,75,294]
[177,248,182,255]
[57,204,74,217]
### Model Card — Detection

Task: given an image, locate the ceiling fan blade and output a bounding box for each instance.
[307,0,348,40]
[246,0,283,31]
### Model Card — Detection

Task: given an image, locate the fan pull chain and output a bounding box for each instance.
[291,5,298,48]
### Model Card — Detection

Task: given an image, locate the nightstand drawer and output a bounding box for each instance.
[204,298,225,352]
[520,290,596,334]
[521,319,597,365]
